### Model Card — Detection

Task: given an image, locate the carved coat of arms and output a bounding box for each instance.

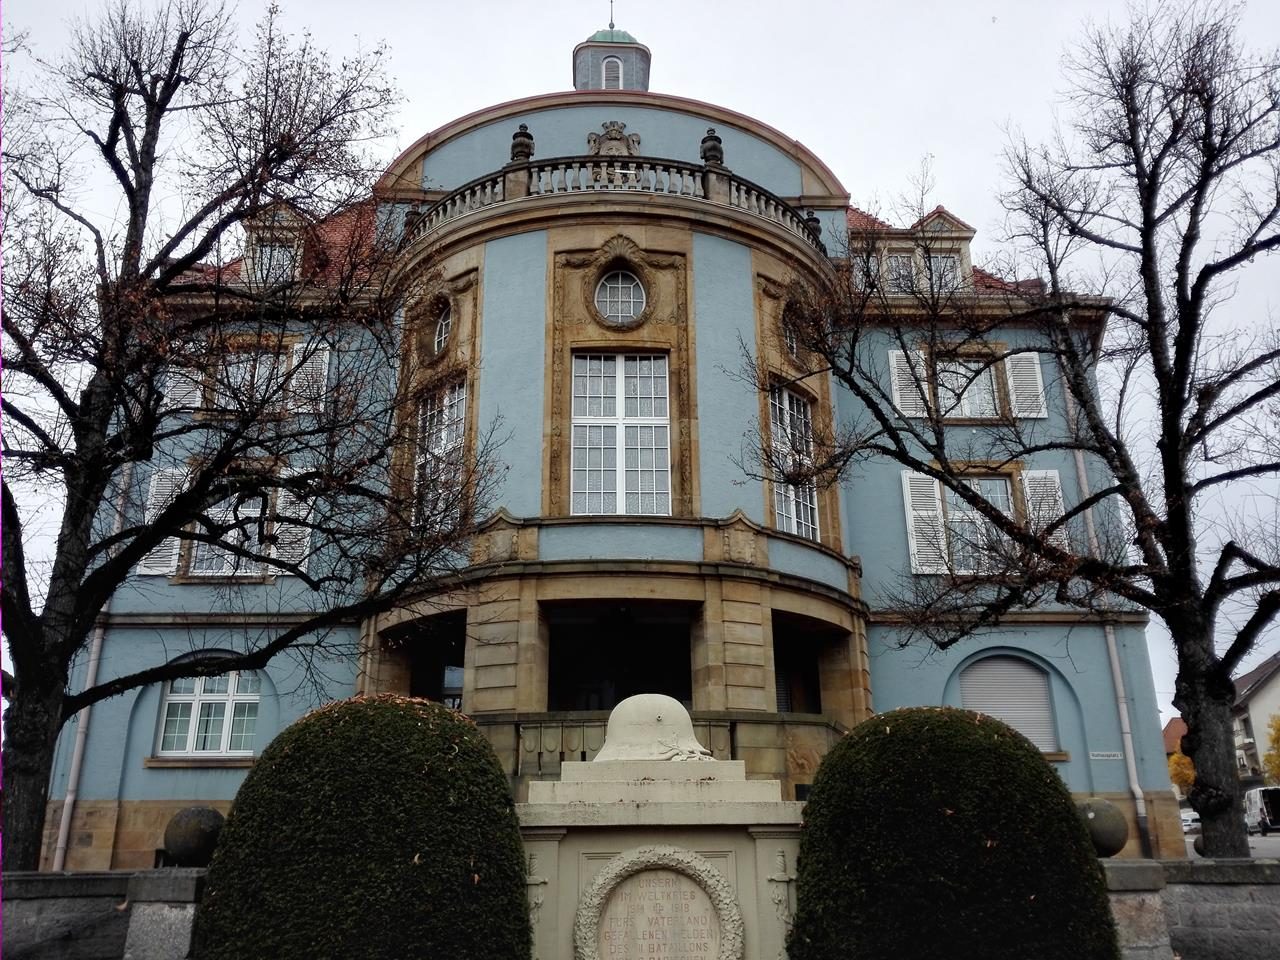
[587,121,641,156]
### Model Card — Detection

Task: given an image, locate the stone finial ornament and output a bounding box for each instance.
[804,209,822,237]
[510,124,535,162]
[700,127,725,166]
[593,693,714,761]
[163,805,225,867]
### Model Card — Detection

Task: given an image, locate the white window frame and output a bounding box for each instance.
[936,354,1001,419]
[959,655,1059,752]
[925,254,960,292]
[889,348,1045,421]
[186,491,268,578]
[570,354,671,516]
[249,238,298,286]
[942,475,1014,574]
[415,381,467,529]
[433,305,452,355]
[189,341,329,416]
[156,669,262,757]
[886,254,916,292]
[602,56,623,90]
[769,386,820,541]
[902,468,1067,574]
[137,468,312,578]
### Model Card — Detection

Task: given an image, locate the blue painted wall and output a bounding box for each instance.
[540,523,702,563]
[477,231,548,517]
[422,104,804,198]
[692,233,765,522]
[869,621,1168,792]
[58,626,358,803]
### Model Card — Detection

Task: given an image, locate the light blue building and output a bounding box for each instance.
[44,24,1181,870]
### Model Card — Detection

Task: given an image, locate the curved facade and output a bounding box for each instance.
[43,26,1183,869]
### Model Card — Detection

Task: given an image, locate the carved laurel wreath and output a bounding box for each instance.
[572,845,745,960]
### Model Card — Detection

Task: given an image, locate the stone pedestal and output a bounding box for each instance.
[517,695,803,960]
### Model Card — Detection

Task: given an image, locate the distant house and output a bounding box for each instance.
[1162,717,1189,799]
[1234,652,1280,783]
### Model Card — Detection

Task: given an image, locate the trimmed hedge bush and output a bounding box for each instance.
[193,695,530,960]
[788,707,1118,960]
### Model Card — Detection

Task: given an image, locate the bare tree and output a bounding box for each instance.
[766,2,1279,857]
[1,1,494,871]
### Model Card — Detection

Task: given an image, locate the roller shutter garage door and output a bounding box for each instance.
[959,656,1058,752]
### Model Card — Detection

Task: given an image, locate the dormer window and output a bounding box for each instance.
[602,57,623,90]
[249,239,298,286]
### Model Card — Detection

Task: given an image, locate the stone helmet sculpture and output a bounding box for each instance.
[593,693,714,762]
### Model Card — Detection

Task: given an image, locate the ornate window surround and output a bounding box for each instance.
[549,235,694,517]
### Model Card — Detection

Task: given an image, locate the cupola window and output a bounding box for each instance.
[603,56,623,90]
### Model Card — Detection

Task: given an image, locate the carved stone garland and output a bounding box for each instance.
[572,845,745,960]
[550,236,692,516]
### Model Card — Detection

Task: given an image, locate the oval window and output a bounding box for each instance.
[594,270,646,325]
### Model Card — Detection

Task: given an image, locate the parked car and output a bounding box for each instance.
[1244,787,1280,836]
[1181,810,1201,834]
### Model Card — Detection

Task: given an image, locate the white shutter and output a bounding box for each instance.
[889,350,929,417]
[289,343,330,415]
[960,656,1058,751]
[1005,352,1047,418]
[272,474,311,573]
[1022,469,1069,549]
[901,470,948,574]
[138,469,184,574]
[161,365,204,412]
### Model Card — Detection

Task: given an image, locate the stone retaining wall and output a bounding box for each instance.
[1,869,204,960]
[1104,859,1280,960]
[1161,860,1280,960]
[5,860,1277,960]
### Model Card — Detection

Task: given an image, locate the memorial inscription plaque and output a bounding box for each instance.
[599,869,720,959]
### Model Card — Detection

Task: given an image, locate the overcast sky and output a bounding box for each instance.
[6,0,1280,725]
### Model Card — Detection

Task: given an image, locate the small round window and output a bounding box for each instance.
[594,270,646,325]
[433,305,452,355]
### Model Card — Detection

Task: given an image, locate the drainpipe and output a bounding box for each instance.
[1059,375,1153,858]
[52,460,135,871]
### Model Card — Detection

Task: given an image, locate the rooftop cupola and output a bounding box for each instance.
[573,22,651,92]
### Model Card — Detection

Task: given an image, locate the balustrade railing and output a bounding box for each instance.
[527,157,706,199]
[404,155,825,253]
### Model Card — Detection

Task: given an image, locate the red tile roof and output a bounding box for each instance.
[1162,717,1188,755]
[846,207,894,232]
[1235,650,1280,704]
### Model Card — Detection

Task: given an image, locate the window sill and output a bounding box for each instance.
[169,574,275,585]
[1042,751,1070,763]
[145,756,256,769]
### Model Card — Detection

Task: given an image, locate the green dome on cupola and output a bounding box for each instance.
[587,27,638,43]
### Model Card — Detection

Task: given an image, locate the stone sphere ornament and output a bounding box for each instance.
[1075,797,1129,857]
[163,806,225,867]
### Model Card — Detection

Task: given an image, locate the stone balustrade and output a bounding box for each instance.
[404,156,826,254]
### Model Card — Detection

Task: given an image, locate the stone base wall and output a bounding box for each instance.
[39,799,235,872]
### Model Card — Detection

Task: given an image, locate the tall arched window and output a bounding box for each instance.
[959,655,1058,751]
[603,57,623,90]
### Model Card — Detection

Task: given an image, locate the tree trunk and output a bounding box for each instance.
[2,687,67,871]
[1174,627,1251,858]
